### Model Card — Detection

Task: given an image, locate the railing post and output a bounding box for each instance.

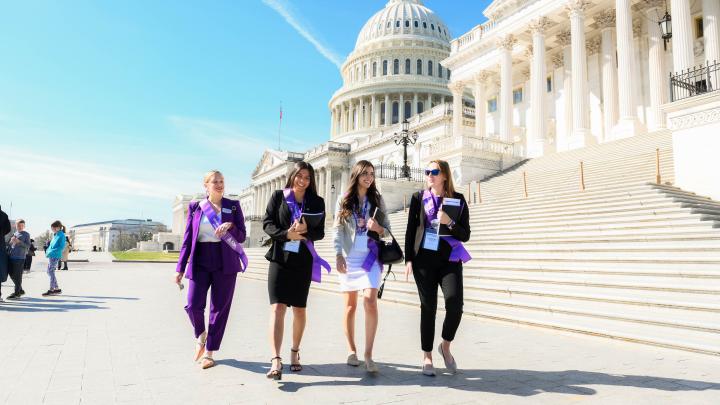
[467,184,471,201]
[656,148,661,184]
[523,171,528,198]
[579,161,585,191]
[477,182,482,204]
[403,194,408,212]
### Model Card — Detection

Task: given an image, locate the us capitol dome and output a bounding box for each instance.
[328,0,454,143]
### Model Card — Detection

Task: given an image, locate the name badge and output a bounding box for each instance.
[284,240,301,253]
[222,208,232,213]
[354,233,369,253]
[442,198,461,207]
[422,228,440,251]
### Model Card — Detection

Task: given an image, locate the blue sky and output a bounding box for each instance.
[0,0,490,236]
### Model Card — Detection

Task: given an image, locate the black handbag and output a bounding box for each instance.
[375,229,404,264]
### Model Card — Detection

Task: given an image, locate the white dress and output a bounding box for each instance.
[338,206,382,292]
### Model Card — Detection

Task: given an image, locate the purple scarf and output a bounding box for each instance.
[422,189,472,263]
[199,199,249,272]
[283,188,331,283]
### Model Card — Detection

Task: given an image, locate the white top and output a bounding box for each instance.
[198,212,221,242]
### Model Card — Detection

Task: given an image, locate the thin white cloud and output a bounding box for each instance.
[261,0,344,69]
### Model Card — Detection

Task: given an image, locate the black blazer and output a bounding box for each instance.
[263,189,326,263]
[404,190,471,263]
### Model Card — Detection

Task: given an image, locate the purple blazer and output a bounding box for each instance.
[176,197,246,280]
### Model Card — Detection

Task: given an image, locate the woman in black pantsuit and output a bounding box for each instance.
[405,159,471,376]
[263,161,326,380]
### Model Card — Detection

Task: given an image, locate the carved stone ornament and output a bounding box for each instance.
[643,0,666,9]
[528,17,550,35]
[448,81,466,95]
[633,18,643,38]
[522,68,531,80]
[524,45,534,58]
[552,53,565,68]
[669,107,720,130]
[497,34,518,51]
[566,0,591,17]
[586,36,601,55]
[556,30,572,46]
[474,70,491,83]
[594,9,616,29]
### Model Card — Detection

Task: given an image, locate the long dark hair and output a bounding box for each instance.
[51,220,66,233]
[338,160,380,222]
[285,161,318,196]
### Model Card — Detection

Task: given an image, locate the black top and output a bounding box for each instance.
[0,209,10,242]
[263,189,326,264]
[404,190,471,263]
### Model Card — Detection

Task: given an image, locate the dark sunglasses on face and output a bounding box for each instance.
[425,169,441,176]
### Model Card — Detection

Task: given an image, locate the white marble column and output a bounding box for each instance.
[324,167,333,216]
[427,93,432,109]
[529,17,549,157]
[498,35,516,142]
[671,0,694,72]
[473,71,489,139]
[450,81,465,137]
[568,0,592,148]
[384,94,391,126]
[340,104,345,134]
[595,10,619,139]
[340,169,348,199]
[646,1,668,130]
[704,0,720,64]
[371,95,377,128]
[413,93,418,116]
[557,31,573,151]
[612,0,645,138]
[399,93,405,123]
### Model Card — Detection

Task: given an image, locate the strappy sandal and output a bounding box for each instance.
[200,356,215,369]
[290,348,302,372]
[193,332,207,362]
[266,356,283,380]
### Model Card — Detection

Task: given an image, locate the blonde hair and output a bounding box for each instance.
[203,170,223,184]
[428,160,456,196]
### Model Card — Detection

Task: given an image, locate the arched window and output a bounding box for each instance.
[438,65,443,78]
[383,60,388,76]
[356,67,360,81]
[416,59,422,75]
[404,101,412,120]
[405,59,411,74]
[393,59,399,75]
[423,21,427,29]
[395,20,400,28]
[431,23,435,30]
[417,101,424,114]
[380,102,386,125]
[392,102,399,124]
[373,62,377,77]
[428,61,433,76]
[363,64,367,79]
[414,20,419,28]
[447,69,451,80]
[386,21,391,28]
[405,20,410,28]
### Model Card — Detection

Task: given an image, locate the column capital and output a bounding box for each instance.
[594,9,616,29]
[632,18,643,38]
[448,81,466,96]
[522,68,531,80]
[551,53,564,68]
[497,34,517,51]
[524,45,534,58]
[528,17,550,35]
[566,0,591,17]
[556,30,572,46]
[642,0,666,10]
[473,70,491,84]
[586,36,601,55]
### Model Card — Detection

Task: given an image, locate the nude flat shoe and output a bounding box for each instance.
[346,353,360,366]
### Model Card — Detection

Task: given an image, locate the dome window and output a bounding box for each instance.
[405,59,411,74]
[431,24,435,30]
[395,20,400,28]
[423,22,427,29]
[414,21,419,28]
[383,60,388,76]
[373,62,377,77]
[393,59,399,75]
[416,59,422,75]
[438,65,443,78]
[428,61,433,76]
[405,20,409,28]
[387,21,391,28]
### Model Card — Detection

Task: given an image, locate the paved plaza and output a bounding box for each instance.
[1,254,719,405]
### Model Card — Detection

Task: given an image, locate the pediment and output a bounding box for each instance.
[252,149,285,177]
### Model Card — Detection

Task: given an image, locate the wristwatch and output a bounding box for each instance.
[447,220,455,230]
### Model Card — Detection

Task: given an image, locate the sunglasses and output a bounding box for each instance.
[425,169,441,176]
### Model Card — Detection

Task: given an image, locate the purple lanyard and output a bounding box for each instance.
[282,188,331,282]
[423,190,443,226]
[421,189,472,263]
[285,190,306,223]
[198,199,248,272]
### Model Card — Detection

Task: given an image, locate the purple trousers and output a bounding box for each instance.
[185,242,237,351]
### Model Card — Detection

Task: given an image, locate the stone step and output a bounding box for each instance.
[464,263,720,279]
[470,205,696,225]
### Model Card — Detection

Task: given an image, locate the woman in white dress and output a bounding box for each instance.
[333,160,391,373]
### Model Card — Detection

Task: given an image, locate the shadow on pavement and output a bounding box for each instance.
[0,297,109,312]
[61,295,139,300]
[214,360,720,397]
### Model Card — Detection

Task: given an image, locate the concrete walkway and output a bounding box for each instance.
[0,259,718,404]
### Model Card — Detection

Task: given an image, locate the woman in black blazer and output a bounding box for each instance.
[263,161,328,380]
[404,159,471,377]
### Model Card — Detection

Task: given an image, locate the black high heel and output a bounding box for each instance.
[266,356,283,380]
[290,348,303,372]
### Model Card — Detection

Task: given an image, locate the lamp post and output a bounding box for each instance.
[659,2,672,50]
[393,119,418,179]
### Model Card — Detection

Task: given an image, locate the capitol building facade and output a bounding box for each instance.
[173,0,720,246]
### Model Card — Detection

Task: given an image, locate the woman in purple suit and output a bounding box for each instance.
[175,170,248,369]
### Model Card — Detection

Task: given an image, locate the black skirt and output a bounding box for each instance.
[267,247,313,308]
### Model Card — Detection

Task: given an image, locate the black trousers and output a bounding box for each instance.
[24,255,32,270]
[412,257,464,352]
[9,259,24,294]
